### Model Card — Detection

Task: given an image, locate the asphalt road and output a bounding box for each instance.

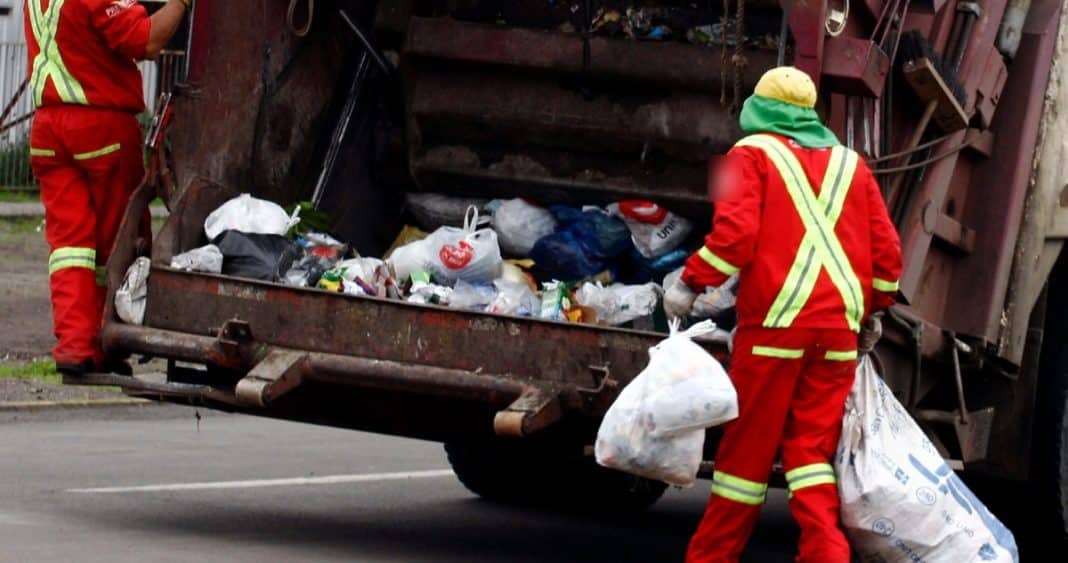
[0,405,799,563]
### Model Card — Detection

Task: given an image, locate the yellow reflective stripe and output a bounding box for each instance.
[752,345,805,359]
[95,266,108,287]
[73,143,121,161]
[785,463,837,492]
[825,350,858,361]
[872,277,899,292]
[697,247,741,276]
[49,247,96,275]
[737,135,864,332]
[29,0,89,107]
[29,147,55,157]
[711,471,767,506]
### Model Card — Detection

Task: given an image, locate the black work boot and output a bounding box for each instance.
[97,358,134,376]
[56,359,95,378]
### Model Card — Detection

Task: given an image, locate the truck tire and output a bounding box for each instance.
[1033,254,1068,544]
[444,438,667,512]
[1035,349,1068,544]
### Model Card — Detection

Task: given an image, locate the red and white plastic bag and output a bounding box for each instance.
[389,206,502,285]
[610,200,693,259]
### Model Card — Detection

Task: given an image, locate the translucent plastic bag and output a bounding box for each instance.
[576,282,662,326]
[170,244,223,274]
[389,207,503,285]
[492,199,557,256]
[204,194,300,241]
[487,279,540,316]
[837,357,1019,563]
[595,321,738,486]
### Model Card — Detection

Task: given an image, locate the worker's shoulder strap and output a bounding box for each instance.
[733,134,859,210]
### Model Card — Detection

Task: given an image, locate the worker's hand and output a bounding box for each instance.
[663,277,698,320]
[859,314,883,354]
[691,288,723,318]
[692,276,739,319]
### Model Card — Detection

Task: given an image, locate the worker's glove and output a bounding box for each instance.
[663,277,698,320]
[691,275,739,319]
[859,314,883,355]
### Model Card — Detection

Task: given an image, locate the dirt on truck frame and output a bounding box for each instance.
[70,0,1068,542]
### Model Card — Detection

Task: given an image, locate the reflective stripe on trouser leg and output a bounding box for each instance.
[74,143,122,161]
[752,345,805,359]
[785,463,837,498]
[710,471,768,506]
[49,247,96,275]
[95,266,107,288]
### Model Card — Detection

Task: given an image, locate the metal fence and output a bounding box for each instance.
[0,42,184,190]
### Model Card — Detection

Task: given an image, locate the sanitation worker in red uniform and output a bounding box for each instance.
[26,0,190,376]
[664,67,903,562]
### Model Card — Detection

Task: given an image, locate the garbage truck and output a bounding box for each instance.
[78,0,1068,542]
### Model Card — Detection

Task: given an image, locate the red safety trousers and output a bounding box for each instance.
[30,106,145,367]
[686,326,857,563]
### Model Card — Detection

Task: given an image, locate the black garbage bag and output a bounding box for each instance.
[213,230,302,282]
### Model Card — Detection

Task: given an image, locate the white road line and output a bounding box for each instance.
[67,469,455,494]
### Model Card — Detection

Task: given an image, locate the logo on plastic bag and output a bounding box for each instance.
[439,241,474,269]
[872,518,895,537]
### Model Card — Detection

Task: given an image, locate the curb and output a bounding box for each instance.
[0,204,170,220]
[0,398,152,411]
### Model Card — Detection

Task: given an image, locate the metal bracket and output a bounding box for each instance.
[235,350,309,408]
[493,387,563,438]
[213,319,252,357]
[915,407,994,463]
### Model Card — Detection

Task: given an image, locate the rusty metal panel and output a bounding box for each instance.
[998,3,1068,365]
[821,36,890,98]
[409,70,743,162]
[172,0,346,205]
[141,268,711,388]
[941,1,1064,353]
[787,0,828,86]
[405,16,776,94]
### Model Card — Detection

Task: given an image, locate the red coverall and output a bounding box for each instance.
[25,0,151,368]
[682,134,902,562]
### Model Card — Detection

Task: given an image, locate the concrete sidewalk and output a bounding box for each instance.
[0,202,169,219]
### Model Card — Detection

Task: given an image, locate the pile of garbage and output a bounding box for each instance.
[166,192,732,330]
[448,1,782,50]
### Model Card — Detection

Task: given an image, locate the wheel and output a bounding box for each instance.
[1032,253,1068,545]
[444,437,667,512]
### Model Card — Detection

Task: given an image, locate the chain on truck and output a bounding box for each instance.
[72,0,1068,543]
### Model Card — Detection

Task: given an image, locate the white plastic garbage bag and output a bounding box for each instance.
[334,257,385,284]
[115,257,151,325]
[204,194,300,241]
[837,357,1019,563]
[388,206,502,285]
[169,244,223,274]
[487,279,540,316]
[448,280,497,311]
[576,282,662,326]
[595,320,738,486]
[609,201,693,259]
[491,198,558,256]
